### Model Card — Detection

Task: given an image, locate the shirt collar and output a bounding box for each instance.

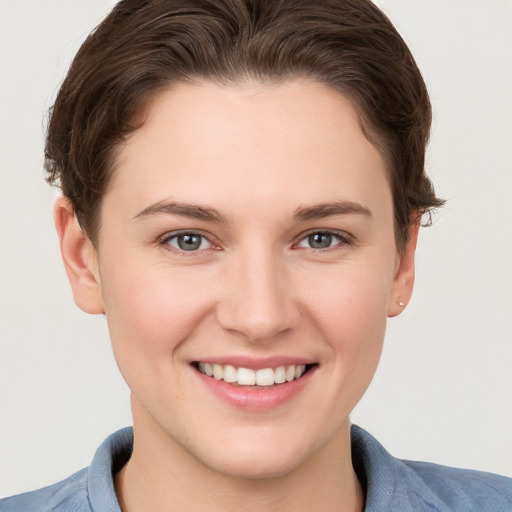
[85,425,446,511]
[351,424,446,511]
[87,427,133,512]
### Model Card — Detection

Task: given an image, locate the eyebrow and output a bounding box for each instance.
[134,199,371,223]
[133,201,227,223]
[293,201,372,221]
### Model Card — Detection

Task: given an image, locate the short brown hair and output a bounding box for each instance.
[45,0,443,251]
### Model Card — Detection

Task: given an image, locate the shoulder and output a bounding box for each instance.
[0,427,132,512]
[0,468,90,512]
[404,459,512,511]
[351,424,512,512]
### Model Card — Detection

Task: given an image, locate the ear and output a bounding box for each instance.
[54,197,104,314]
[387,221,420,318]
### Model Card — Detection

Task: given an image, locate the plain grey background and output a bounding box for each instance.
[1,0,511,497]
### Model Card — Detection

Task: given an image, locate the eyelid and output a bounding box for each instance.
[293,229,354,249]
[158,229,220,252]
[156,228,353,254]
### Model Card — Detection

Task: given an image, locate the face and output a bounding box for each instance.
[63,80,415,479]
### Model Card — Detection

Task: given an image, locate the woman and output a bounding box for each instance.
[1,1,511,510]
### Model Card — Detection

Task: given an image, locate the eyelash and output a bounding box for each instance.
[295,229,353,250]
[159,231,218,254]
[159,229,353,255]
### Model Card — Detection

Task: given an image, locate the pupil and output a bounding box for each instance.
[178,234,201,251]
[309,233,332,249]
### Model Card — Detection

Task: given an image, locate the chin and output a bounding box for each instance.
[191,432,318,481]
[206,451,303,481]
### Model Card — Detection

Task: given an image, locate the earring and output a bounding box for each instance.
[397,300,405,308]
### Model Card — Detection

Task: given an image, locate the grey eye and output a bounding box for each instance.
[178,234,202,250]
[297,232,344,249]
[166,233,212,251]
[308,233,333,249]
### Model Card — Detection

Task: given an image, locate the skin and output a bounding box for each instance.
[55,80,417,512]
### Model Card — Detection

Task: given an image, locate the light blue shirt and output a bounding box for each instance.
[2,425,511,511]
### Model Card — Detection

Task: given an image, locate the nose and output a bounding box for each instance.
[216,249,301,343]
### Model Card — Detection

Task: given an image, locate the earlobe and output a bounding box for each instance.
[387,221,420,318]
[54,197,105,314]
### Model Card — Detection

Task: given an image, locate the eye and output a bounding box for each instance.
[296,231,348,250]
[162,232,214,252]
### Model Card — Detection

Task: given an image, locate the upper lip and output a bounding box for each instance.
[191,355,317,370]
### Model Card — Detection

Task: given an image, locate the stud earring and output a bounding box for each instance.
[397,300,405,308]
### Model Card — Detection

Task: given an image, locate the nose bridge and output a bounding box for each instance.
[217,243,299,342]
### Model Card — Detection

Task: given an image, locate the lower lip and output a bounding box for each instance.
[194,366,317,411]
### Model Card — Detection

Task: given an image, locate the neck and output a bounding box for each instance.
[115,405,364,512]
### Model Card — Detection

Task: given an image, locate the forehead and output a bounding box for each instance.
[107,80,391,220]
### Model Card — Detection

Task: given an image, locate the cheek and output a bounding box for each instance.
[304,257,393,333]
[100,259,216,373]
[317,284,388,378]
[300,258,394,380]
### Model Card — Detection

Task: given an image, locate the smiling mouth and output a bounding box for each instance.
[193,362,317,388]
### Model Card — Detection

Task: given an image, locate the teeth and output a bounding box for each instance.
[294,365,306,379]
[275,366,286,384]
[256,368,274,386]
[285,365,296,382]
[197,363,309,386]
[237,367,256,385]
[213,364,223,380]
[223,364,237,383]
[200,362,214,377]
